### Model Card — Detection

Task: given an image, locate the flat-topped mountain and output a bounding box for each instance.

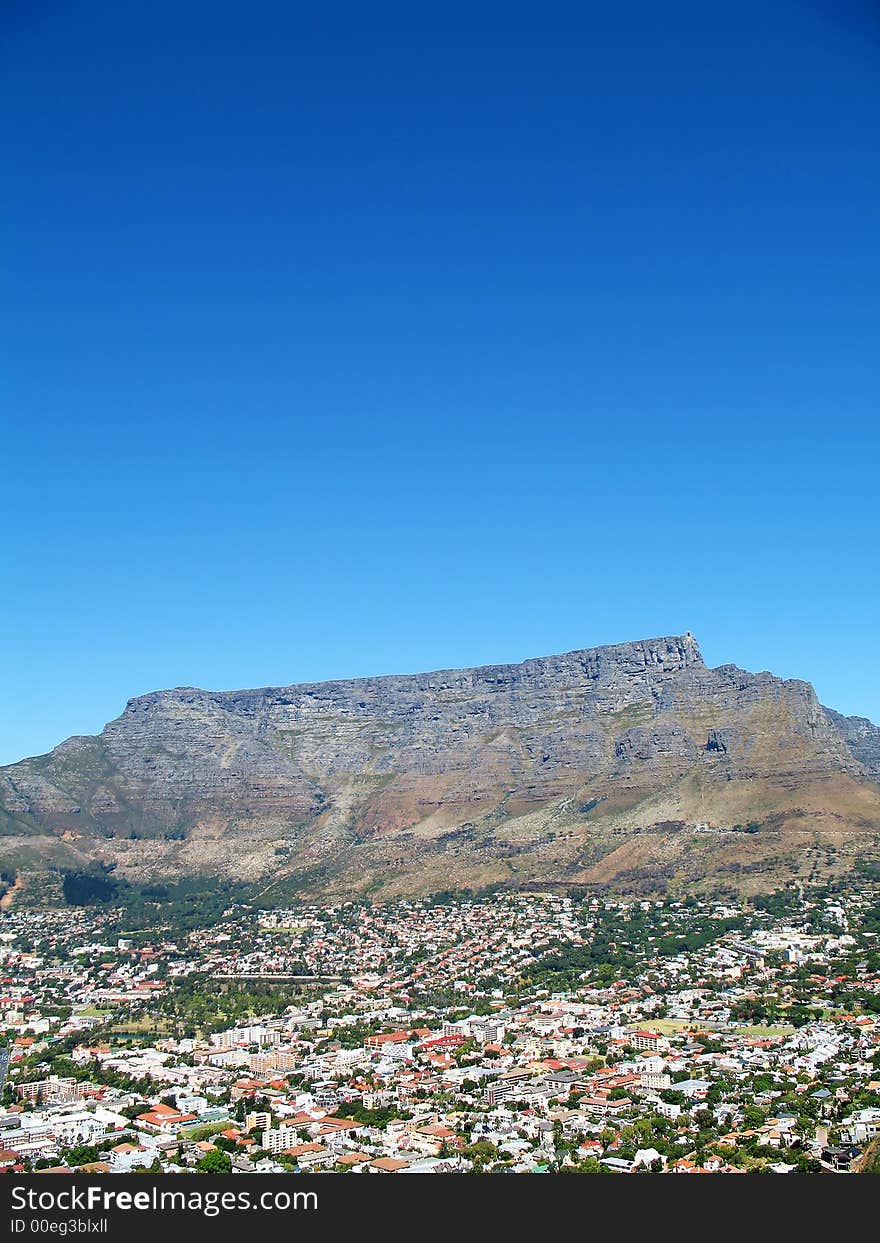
[2,633,880,903]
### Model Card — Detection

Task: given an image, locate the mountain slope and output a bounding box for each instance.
[2,633,880,902]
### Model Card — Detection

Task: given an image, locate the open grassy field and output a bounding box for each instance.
[178,1121,231,1142]
[109,1014,172,1036]
[626,1018,794,1038]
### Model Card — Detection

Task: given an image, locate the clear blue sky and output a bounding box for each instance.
[2,1,879,765]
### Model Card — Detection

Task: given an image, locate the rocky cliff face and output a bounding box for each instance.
[2,633,879,901]
[823,709,880,780]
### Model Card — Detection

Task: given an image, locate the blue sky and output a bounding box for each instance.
[2,1,879,765]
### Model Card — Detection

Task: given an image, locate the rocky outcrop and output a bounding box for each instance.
[1,633,879,899]
[823,709,880,780]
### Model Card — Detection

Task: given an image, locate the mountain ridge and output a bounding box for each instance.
[119,630,706,706]
[2,632,880,903]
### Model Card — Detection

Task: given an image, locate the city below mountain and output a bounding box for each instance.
[2,633,880,907]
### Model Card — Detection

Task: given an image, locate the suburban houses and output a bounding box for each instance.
[2,882,880,1174]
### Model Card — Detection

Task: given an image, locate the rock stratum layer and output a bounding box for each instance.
[2,633,880,901]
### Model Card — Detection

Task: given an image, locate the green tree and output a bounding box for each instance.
[64,1144,101,1168]
[196,1148,232,1174]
